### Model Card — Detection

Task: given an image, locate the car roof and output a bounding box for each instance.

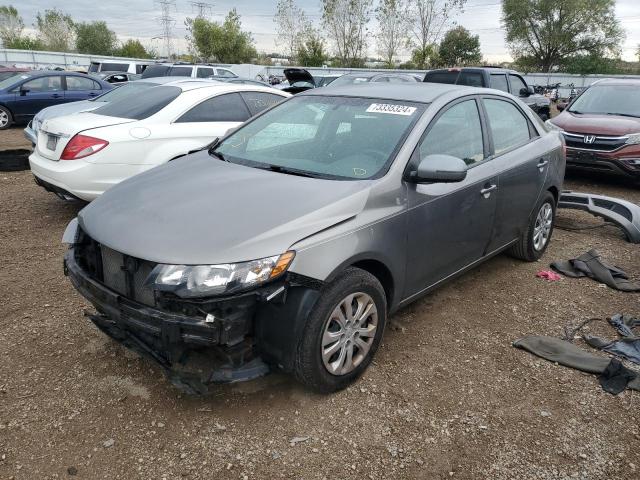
[300,82,477,103]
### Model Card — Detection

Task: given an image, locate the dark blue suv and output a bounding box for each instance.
[0,71,112,130]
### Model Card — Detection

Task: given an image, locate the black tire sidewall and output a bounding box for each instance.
[295,268,387,393]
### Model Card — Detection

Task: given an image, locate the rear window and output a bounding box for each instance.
[424,71,458,84]
[92,85,181,120]
[141,65,170,79]
[101,63,129,72]
[168,66,193,77]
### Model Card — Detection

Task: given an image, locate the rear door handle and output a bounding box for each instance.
[537,159,549,171]
[480,184,497,198]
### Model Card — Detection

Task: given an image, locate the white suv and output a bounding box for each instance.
[141,63,237,80]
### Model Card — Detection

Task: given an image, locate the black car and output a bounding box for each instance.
[424,67,551,120]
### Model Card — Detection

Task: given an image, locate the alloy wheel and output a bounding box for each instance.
[321,292,378,376]
[0,110,8,128]
[533,202,553,251]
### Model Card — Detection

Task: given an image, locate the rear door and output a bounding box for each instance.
[404,97,499,297]
[11,75,64,121]
[64,76,104,102]
[481,96,548,250]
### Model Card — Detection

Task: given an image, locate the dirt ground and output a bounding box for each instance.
[1,127,640,480]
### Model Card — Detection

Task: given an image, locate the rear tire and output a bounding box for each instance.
[0,106,12,130]
[294,267,387,393]
[509,191,556,261]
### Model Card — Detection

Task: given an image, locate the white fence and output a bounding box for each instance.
[3,48,639,97]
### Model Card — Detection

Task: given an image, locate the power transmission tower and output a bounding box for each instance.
[190,1,213,18]
[155,0,176,59]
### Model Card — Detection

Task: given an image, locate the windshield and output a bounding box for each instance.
[214,96,424,180]
[91,81,158,103]
[569,85,640,117]
[0,73,30,89]
[329,75,375,87]
[92,85,181,120]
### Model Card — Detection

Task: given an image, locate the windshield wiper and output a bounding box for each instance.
[266,164,317,178]
[209,150,228,162]
[606,112,640,118]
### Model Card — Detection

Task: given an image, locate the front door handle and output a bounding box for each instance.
[480,184,497,198]
[51,93,62,98]
[537,159,549,172]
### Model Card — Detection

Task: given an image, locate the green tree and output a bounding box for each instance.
[297,30,327,67]
[411,44,439,69]
[5,36,45,50]
[0,5,23,47]
[75,21,117,55]
[502,0,624,73]
[36,8,75,52]
[321,0,371,67]
[437,26,481,67]
[115,39,153,58]
[561,53,621,74]
[185,9,256,63]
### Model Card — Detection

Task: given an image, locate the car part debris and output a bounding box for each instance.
[536,270,562,281]
[513,335,640,394]
[558,191,640,244]
[583,314,640,365]
[551,249,640,292]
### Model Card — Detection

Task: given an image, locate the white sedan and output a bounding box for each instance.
[29,80,289,201]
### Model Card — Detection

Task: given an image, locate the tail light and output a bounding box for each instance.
[61,134,108,160]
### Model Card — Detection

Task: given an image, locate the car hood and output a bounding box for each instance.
[34,100,103,123]
[552,111,640,135]
[283,68,316,86]
[78,151,373,265]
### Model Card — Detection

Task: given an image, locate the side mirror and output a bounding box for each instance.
[409,154,468,183]
[520,86,534,97]
[19,87,29,96]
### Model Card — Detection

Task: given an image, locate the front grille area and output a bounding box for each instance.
[75,227,158,306]
[563,132,628,152]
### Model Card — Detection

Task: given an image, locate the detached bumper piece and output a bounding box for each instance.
[65,250,272,395]
[558,191,640,244]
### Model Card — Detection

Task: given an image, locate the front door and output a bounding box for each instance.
[481,96,548,250]
[404,98,499,298]
[11,75,63,121]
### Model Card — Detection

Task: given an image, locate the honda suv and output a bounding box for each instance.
[546,79,640,180]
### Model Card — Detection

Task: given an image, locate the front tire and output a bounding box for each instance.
[509,191,556,261]
[294,267,387,393]
[0,106,12,130]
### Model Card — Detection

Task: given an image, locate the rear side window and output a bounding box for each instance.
[457,72,483,87]
[424,71,458,84]
[141,65,170,79]
[240,91,285,116]
[93,86,181,120]
[176,92,250,123]
[483,98,532,154]
[508,74,528,96]
[197,67,214,78]
[168,66,193,77]
[419,99,485,166]
[66,76,101,91]
[101,63,129,72]
[490,74,509,92]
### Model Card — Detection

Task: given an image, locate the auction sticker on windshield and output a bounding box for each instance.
[366,104,417,115]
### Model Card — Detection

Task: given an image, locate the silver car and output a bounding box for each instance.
[63,83,565,394]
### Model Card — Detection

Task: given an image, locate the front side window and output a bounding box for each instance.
[508,75,528,96]
[66,76,100,91]
[93,85,181,120]
[22,76,62,92]
[483,98,532,155]
[418,99,484,166]
[490,74,509,92]
[214,96,424,180]
[176,92,250,123]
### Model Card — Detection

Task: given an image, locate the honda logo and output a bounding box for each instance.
[583,135,596,144]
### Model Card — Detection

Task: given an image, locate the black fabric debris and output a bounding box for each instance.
[583,314,640,365]
[598,359,637,395]
[513,335,640,393]
[550,249,640,292]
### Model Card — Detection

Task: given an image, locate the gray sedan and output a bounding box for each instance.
[63,83,565,394]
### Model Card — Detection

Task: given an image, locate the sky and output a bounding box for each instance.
[14,0,640,62]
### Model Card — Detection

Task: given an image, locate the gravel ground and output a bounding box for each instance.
[1,131,640,479]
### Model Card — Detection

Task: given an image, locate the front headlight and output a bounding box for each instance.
[625,133,640,145]
[545,119,563,132]
[146,251,295,298]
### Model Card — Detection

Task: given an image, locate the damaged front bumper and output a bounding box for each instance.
[64,249,321,394]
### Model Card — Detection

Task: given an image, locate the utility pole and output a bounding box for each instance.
[154,0,176,59]
[190,1,213,18]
